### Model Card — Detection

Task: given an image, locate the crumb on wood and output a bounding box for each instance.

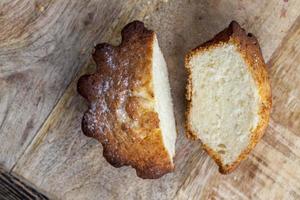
[36,4,45,12]
[233,176,238,181]
[144,15,150,20]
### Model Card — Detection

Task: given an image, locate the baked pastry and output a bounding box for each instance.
[77,21,177,179]
[185,21,272,173]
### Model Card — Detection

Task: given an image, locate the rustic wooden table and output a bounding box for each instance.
[1,0,300,199]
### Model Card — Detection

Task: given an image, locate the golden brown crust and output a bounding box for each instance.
[185,21,272,173]
[77,21,173,179]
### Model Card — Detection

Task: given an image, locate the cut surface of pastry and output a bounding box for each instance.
[185,21,271,173]
[77,21,176,179]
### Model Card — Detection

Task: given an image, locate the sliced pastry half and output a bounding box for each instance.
[185,21,271,173]
[78,21,177,179]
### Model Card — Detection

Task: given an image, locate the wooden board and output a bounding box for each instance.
[1,0,300,199]
[0,0,160,169]
[0,166,48,199]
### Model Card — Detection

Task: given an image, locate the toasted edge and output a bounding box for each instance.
[185,21,272,173]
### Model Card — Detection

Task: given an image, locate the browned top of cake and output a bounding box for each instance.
[77,21,173,179]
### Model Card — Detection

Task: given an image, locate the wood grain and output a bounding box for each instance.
[0,166,48,200]
[4,0,300,199]
[0,0,155,170]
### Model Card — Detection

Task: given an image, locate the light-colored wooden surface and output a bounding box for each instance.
[0,0,159,169]
[1,0,300,199]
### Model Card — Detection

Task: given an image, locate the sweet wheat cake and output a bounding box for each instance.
[77,21,177,179]
[185,21,272,173]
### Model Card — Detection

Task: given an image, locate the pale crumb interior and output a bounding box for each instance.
[189,43,259,165]
[152,36,176,159]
